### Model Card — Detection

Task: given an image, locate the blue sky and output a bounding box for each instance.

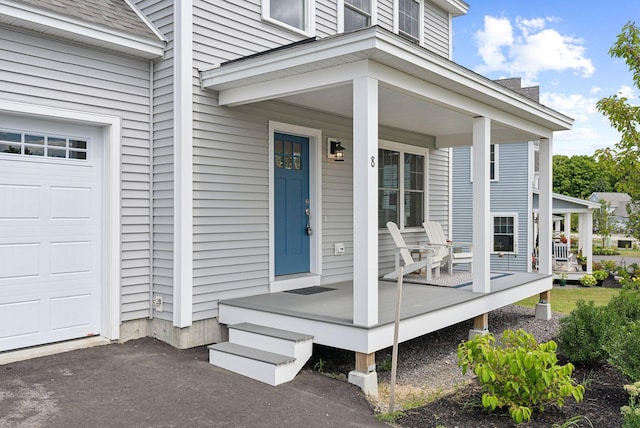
[451,1,639,156]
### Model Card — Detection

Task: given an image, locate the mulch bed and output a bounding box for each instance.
[395,359,628,427]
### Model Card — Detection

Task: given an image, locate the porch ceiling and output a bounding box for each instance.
[200,26,573,147]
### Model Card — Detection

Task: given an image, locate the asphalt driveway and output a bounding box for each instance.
[0,338,387,427]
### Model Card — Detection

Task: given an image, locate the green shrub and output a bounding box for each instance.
[603,260,618,272]
[592,270,609,281]
[579,274,597,287]
[608,291,640,323]
[558,300,612,365]
[622,381,640,428]
[606,322,640,382]
[458,329,584,424]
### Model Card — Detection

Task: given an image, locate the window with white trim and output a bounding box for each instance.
[470,144,499,181]
[0,130,88,160]
[344,0,372,31]
[398,0,420,40]
[492,213,518,254]
[378,145,426,229]
[263,0,312,33]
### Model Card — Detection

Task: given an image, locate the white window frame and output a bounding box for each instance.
[262,0,316,36]
[491,212,518,255]
[378,140,428,231]
[393,0,424,44]
[338,0,376,32]
[470,144,499,182]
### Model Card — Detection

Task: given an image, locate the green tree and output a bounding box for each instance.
[627,198,640,240]
[595,21,640,199]
[594,200,614,246]
[552,155,614,198]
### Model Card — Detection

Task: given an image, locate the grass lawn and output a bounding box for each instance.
[516,287,621,315]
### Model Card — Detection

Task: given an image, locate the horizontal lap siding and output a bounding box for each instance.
[491,143,529,271]
[376,1,393,30]
[0,26,152,321]
[452,143,531,272]
[136,0,175,321]
[424,2,449,58]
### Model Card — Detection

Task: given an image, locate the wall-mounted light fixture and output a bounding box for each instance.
[328,138,345,162]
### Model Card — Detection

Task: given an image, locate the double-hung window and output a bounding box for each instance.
[492,214,518,254]
[378,144,426,229]
[398,0,420,40]
[263,0,313,34]
[344,0,372,32]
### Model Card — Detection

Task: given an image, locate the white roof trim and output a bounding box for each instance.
[431,0,469,16]
[0,0,165,59]
[201,27,573,132]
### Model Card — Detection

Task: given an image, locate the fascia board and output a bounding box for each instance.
[431,0,469,16]
[0,0,165,59]
[202,27,572,131]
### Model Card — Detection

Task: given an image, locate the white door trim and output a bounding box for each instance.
[268,121,322,291]
[0,99,122,341]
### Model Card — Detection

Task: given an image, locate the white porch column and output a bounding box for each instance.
[472,117,491,293]
[579,212,594,273]
[352,76,378,326]
[538,138,553,275]
[565,214,571,248]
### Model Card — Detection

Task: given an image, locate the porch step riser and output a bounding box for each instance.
[229,329,311,358]
[209,323,313,386]
[208,348,300,386]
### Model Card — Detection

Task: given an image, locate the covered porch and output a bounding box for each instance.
[200,26,572,393]
[533,193,600,281]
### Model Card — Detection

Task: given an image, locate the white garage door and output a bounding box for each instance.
[0,116,103,352]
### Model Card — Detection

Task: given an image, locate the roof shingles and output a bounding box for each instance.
[15,0,158,39]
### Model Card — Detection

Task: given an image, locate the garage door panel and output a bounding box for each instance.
[0,242,39,279]
[0,299,41,339]
[0,119,102,351]
[0,184,40,219]
[50,241,92,275]
[50,186,93,219]
[51,294,95,332]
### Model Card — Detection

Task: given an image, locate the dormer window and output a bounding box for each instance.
[398,0,420,40]
[344,0,371,32]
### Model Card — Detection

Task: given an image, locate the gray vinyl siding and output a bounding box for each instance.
[452,143,531,272]
[0,25,153,321]
[424,2,449,58]
[377,0,394,29]
[135,0,175,321]
[316,0,337,36]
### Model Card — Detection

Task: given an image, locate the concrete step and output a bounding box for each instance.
[209,323,313,386]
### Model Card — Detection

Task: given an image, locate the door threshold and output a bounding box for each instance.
[271,273,321,292]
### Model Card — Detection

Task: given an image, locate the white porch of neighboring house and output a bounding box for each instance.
[200,26,571,393]
[533,192,600,281]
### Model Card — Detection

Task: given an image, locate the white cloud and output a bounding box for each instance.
[617,85,638,100]
[474,16,595,80]
[540,92,598,122]
[590,86,602,95]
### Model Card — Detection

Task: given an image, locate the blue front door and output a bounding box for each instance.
[274,133,310,276]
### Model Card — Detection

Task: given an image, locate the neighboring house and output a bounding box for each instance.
[589,192,632,230]
[0,1,572,393]
[453,79,599,279]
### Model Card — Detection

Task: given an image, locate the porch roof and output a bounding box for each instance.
[533,191,601,214]
[200,26,573,147]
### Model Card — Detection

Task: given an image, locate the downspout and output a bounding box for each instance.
[148,58,155,319]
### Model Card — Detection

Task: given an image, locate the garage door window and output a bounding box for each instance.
[0,130,87,160]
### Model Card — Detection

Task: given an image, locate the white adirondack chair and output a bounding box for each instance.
[383,221,442,280]
[422,221,473,274]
